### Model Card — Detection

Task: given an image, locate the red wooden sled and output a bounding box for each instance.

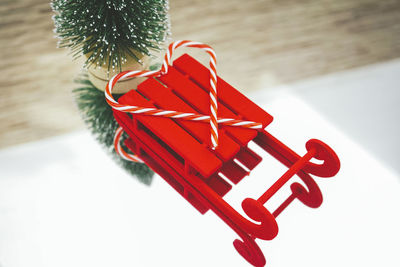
[113,53,340,266]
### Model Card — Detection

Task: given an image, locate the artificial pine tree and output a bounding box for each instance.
[52,0,170,184]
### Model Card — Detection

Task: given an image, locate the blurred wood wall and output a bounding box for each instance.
[1,0,400,148]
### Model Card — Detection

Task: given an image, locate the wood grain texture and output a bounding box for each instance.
[1,0,400,148]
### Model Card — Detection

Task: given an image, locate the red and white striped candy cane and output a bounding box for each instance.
[162,41,219,148]
[113,126,144,163]
[105,40,263,162]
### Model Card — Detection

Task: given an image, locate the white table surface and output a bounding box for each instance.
[1,67,399,267]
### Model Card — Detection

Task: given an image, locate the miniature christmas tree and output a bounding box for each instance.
[52,0,170,184]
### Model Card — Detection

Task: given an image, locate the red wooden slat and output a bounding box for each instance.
[119,89,222,178]
[173,53,273,127]
[137,78,240,162]
[115,109,186,174]
[206,174,232,197]
[137,78,251,188]
[158,63,263,182]
[185,191,209,214]
[137,78,238,194]
[220,161,249,184]
[158,67,257,146]
[236,147,263,171]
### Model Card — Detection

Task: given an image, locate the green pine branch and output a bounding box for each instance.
[52,0,170,71]
[73,74,154,185]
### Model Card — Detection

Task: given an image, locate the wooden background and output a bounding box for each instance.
[1,0,400,149]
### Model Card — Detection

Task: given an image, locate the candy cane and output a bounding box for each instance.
[105,40,263,162]
[113,126,143,163]
[162,41,219,148]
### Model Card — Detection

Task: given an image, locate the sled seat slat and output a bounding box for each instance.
[137,78,240,162]
[236,146,263,171]
[173,54,273,129]
[119,90,222,178]
[138,78,251,187]
[158,65,263,181]
[159,67,256,146]
[115,109,187,174]
[219,160,249,184]
[206,173,232,197]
